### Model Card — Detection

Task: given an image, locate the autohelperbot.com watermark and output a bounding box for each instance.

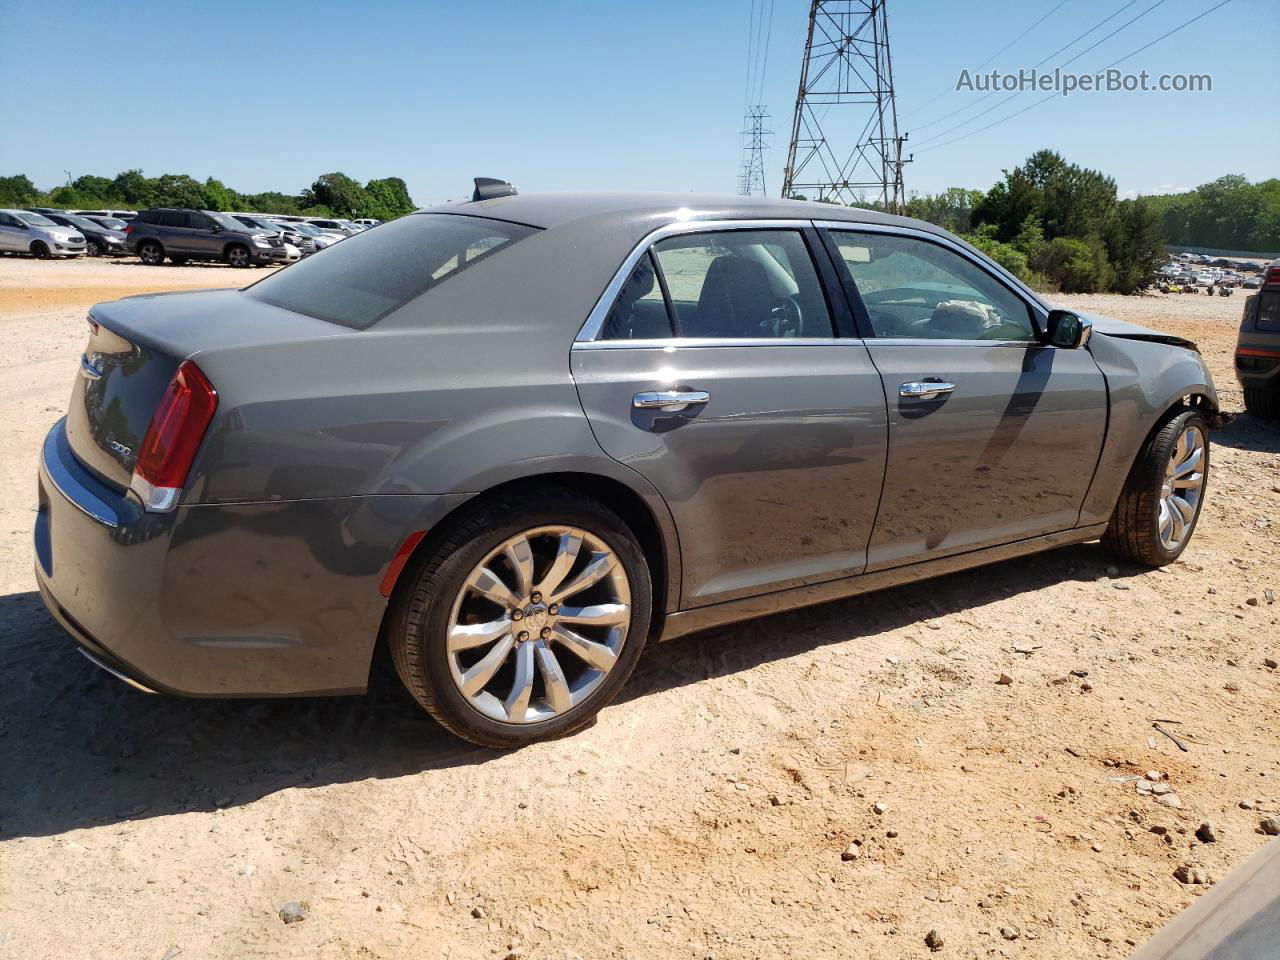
[956,67,1212,96]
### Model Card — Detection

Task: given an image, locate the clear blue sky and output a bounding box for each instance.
[1,0,1275,205]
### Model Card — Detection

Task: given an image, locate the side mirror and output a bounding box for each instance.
[1046,309,1092,349]
[210,225,222,233]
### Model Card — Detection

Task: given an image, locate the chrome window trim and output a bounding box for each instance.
[814,219,1051,332]
[575,336,854,350]
[575,218,818,343]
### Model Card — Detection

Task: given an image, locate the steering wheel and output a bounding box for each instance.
[767,295,803,337]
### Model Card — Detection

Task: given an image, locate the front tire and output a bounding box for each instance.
[87,239,104,257]
[30,241,50,259]
[388,490,653,748]
[225,245,251,268]
[1102,410,1209,566]
[1243,388,1280,421]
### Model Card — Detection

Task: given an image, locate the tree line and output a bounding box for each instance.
[0,170,417,221]
[841,153,1274,294]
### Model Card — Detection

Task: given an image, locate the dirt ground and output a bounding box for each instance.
[0,256,1276,960]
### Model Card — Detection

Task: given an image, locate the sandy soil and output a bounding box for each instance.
[0,257,1276,960]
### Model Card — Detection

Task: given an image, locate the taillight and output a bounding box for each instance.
[129,360,218,512]
[124,224,134,235]
[1267,266,1280,286]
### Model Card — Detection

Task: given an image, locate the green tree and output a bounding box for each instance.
[363,176,415,220]
[300,172,369,217]
[0,174,39,207]
[112,169,158,208]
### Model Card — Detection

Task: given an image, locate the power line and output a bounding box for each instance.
[912,0,1172,148]
[909,0,1142,134]
[914,0,1234,155]
[900,0,1072,120]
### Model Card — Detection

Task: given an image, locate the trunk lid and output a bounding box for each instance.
[64,287,354,491]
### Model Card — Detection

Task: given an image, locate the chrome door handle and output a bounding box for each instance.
[899,380,955,400]
[632,390,710,410]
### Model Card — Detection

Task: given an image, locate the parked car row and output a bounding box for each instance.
[0,204,380,265]
[1174,251,1266,273]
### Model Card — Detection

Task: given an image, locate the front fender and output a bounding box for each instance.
[1079,334,1218,527]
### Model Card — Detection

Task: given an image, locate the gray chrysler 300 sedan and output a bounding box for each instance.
[36,185,1222,747]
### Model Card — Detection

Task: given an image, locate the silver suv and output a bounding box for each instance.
[0,209,87,258]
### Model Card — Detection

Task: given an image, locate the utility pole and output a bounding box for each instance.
[781,0,909,211]
[737,105,772,197]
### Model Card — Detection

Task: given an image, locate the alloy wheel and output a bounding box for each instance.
[1158,424,1205,551]
[227,246,250,268]
[446,526,631,725]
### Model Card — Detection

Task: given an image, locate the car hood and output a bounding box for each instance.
[1072,309,1200,352]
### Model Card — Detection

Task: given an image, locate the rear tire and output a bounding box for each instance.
[1102,410,1209,566]
[30,241,50,259]
[1243,388,1280,421]
[388,490,653,748]
[138,241,164,266]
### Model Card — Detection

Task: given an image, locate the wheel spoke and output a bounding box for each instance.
[503,642,535,722]
[459,633,515,697]
[1171,471,1203,490]
[556,603,629,627]
[448,618,511,653]
[1172,447,1202,478]
[552,625,617,672]
[1169,500,1186,544]
[1171,494,1196,524]
[535,641,573,714]
[536,529,583,598]
[550,552,616,603]
[467,565,520,609]
[504,536,534,601]
[1158,500,1174,539]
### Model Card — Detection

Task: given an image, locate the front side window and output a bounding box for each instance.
[245,213,537,329]
[604,229,833,340]
[831,230,1036,341]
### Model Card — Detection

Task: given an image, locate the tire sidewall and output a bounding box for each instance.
[402,499,653,748]
[139,241,164,265]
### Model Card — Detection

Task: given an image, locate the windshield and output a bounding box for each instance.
[289,223,321,236]
[209,212,247,231]
[17,213,56,226]
[61,214,99,230]
[96,217,128,230]
[245,214,538,329]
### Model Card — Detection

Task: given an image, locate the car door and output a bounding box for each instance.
[821,224,1108,570]
[184,211,222,257]
[571,222,888,608]
[0,213,24,252]
[157,210,195,253]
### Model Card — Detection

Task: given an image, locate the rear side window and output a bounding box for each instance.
[160,211,187,227]
[245,214,537,329]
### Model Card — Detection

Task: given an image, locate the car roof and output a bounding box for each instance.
[414,191,933,234]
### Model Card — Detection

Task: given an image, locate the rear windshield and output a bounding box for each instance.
[245,213,538,329]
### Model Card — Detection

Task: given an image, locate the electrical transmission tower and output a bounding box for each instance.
[781,0,909,211]
[738,105,772,197]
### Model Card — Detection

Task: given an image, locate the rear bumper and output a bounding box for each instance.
[36,418,468,697]
[1235,340,1280,391]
